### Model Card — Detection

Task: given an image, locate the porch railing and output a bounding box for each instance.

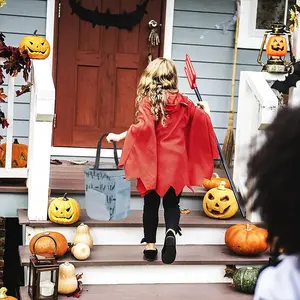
[0,59,55,221]
[233,71,283,222]
[0,74,28,178]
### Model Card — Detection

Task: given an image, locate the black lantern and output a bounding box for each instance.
[28,235,59,300]
[257,22,295,73]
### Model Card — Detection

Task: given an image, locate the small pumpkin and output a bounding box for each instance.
[71,243,90,260]
[58,262,78,295]
[225,265,261,294]
[266,35,287,57]
[0,139,28,168]
[0,287,17,300]
[202,173,230,190]
[203,181,238,219]
[29,231,69,257]
[73,223,93,248]
[48,193,81,225]
[19,30,51,59]
[225,224,268,255]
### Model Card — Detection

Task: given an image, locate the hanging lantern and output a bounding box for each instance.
[257,22,295,73]
[28,234,59,300]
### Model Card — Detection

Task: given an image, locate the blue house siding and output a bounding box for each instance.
[172,0,261,145]
[0,0,47,144]
[0,0,263,148]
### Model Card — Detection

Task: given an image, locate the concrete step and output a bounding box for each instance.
[19,209,253,245]
[20,283,253,300]
[19,244,268,285]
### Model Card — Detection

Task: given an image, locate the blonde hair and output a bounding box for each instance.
[136,57,178,126]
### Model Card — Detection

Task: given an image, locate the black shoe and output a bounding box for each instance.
[162,229,176,264]
[143,248,158,261]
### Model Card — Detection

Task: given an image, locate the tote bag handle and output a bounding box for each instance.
[94,133,119,170]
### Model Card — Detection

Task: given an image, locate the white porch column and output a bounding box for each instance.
[234,72,279,222]
[27,60,55,221]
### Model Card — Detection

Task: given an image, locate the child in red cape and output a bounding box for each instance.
[107,58,218,264]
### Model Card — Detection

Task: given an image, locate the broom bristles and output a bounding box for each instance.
[220,126,234,168]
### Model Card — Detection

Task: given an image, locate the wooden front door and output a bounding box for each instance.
[54,0,164,148]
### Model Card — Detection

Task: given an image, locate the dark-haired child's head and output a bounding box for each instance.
[247,106,300,254]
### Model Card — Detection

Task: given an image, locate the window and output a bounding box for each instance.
[238,0,296,49]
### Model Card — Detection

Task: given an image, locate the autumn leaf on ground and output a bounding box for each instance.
[0,88,6,102]
[180,208,191,215]
[16,82,32,97]
[67,273,83,298]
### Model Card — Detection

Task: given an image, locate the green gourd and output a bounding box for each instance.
[225,265,261,294]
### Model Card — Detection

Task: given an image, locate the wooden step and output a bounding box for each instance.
[18,209,251,228]
[19,245,267,284]
[20,209,258,245]
[19,244,269,267]
[49,161,231,196]
[20,283,253,300]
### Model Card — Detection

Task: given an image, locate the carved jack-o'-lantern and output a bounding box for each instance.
[0,139,28,168]
[266,35,288,57]
[19,30,51,59]
[203,181,238,219]
[48,193,81,225]
[257,23,294,73]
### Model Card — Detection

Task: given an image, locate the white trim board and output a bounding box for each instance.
[163,0,175,59]
[51,146,122,158]
[45,0,56,71]
[238,0,293,49]
[47,0,175,158]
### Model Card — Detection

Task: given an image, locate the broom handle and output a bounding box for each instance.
[229,2,240,119]
[194,86,246,218]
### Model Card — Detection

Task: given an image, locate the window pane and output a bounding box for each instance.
[256,0,285,29]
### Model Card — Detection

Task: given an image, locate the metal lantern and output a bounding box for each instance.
[257,22,295,73]
[28,235,59,300]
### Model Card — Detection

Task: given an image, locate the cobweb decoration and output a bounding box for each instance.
[200,0,239,40]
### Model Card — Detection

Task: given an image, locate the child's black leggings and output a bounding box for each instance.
[142,187,182,243]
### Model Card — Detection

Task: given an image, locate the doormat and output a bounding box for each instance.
[69,0,149,30]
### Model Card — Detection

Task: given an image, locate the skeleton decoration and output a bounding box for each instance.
[148,20,161,63]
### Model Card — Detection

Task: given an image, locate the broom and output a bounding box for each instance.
[221,0,240,168]
[184,54,246,218]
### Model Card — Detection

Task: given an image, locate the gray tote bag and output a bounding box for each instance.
[84,134,131,221]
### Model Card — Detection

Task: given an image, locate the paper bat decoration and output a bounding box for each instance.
[69,0,149,30]
[271,61,300,94]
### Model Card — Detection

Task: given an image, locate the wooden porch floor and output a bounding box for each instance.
[0,161,231,196]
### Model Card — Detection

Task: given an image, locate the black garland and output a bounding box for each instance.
[69,0,149,30]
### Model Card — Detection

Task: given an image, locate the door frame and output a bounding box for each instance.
[46,0,175,158]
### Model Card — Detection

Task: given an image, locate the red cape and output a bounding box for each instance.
[119,93,219,197]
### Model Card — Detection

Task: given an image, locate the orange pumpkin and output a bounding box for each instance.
[29,231,69,258]
[0,139,28,168]
[266,35,287,57]
[202,173,230,190]
[0,287,17,300]
[225,224,268,255]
